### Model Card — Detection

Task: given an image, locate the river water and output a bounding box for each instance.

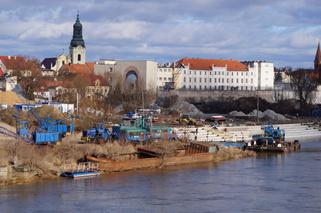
[1,141,321,213]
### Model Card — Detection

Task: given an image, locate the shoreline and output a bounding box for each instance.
[0,148,255,187]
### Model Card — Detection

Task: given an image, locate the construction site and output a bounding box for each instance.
[0,93,321,185]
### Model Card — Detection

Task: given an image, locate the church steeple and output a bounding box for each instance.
[69,12,86,64]
[70,12,85,48]
[314,42,321,70]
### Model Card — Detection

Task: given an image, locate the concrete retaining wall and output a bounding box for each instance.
[160,90,321,104]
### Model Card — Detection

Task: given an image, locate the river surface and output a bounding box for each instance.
[1,141,321,213]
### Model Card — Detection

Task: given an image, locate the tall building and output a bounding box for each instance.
[69,13,86,64]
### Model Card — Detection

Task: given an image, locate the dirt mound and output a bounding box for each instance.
[229,111,247,117]
[170,100,203,117]
[263,109,288,121]
[248,109,288,121]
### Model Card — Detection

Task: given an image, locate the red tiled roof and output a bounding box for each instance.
[0,56,25,69]
[177,58,248,71]
[60,62,94,75]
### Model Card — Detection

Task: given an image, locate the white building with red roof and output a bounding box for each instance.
[157,58,274,91]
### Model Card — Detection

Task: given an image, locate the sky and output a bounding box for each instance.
[0,0,321,68]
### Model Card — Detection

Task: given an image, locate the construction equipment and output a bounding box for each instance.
[12,110,76,145]
[251,125,285,146]
[30,109,76,138]
[82,123,111,143]
[263,125,285,141]
[176,114,197,125]
[13,117,60,145]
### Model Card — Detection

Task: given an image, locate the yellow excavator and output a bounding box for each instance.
[176,114,197,125]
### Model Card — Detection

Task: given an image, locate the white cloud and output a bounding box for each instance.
[0,0,321,68]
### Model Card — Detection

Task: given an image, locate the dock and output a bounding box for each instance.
[61,162,100,179]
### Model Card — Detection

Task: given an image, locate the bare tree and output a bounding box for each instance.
[290,69,318,114]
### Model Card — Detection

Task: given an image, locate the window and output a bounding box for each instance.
[189,78,191,83]
[159,77,162,80]
[214,86,217,90]
[62,61,65,65]
[236,79,238,83]
[200,78,202,83]
[227,79,229,83]
[210,72,212,75]
[214,78,217,83]
[164,77,167,80]
[231,79,233,83]
[184,77,186,82]
[205,86,207,90]
[251,79,253,83]
[184,70,186,74]
[189,71,191,75]
[246,79,248,83]
[241,79,243,83]
[214,71,216,75]
[205,78,207,83]
[199,85,202,90]
[209,78,212,83]
[194,85,196,90]
[232,72,233,76]
[78,54,81,61]
[210,86,212,90]
[218,78,220,83]
[194,78,196,83]
[189,85,191,89]
[222,79,224,83]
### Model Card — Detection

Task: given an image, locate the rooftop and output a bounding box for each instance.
[177,58,248,71]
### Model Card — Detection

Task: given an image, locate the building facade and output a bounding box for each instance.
[157,58,274,91]
[94,59,158,92]
[157,63,173,89]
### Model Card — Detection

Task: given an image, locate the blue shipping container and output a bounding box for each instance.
[33,132,59,144]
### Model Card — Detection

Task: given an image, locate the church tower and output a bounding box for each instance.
[70,13,86,64]
[314,42,321,70]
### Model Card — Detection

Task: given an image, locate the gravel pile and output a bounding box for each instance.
[229,111,247,117]
[248,109,288,121]
[170,100,203,116]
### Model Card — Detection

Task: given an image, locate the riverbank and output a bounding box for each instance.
[0,142,255,187]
